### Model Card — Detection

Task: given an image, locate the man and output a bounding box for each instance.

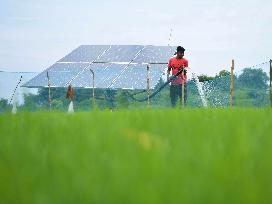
[167,46,189,107]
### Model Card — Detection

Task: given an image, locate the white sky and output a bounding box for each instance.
[0,0,271,75]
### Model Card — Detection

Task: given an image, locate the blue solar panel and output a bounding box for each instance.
[149,64,167,85]
[134,46,176,64]
[110,64,166,89]
[23,63,87,87]
[68,63,166,89]
[69,64,107,88]
[71,63,125,88]
[98,45,144,62]
[98,64,128,88]
[23,45,175,89]
[111,65,145,89]
[59,45,110,62]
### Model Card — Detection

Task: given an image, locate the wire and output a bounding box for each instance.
[244,61,270,69]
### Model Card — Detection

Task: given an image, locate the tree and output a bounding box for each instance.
[238,68,269,89]
[0,98,9,112]
[22,93,38,111]
[197,75,214,82]
[216,70,230,78]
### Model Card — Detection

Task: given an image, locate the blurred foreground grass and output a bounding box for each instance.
[0,109,272,204]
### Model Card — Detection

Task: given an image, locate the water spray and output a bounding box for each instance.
[167,28,173,80]
[9,75,22,105]
[192,73,208,108]
[168,28,173,47]
[11,99,17,114]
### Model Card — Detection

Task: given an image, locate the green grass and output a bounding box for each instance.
[0,109,272,204]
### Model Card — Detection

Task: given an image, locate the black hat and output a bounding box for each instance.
[177,46,185,53]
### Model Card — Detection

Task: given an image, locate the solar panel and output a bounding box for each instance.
[71,63,126,88]
[111,64,147,89]
[59,45,110,62]
[109,64,166,89]
[134,46,176,64]
[23,45,176,89]
[98,45,144,62]
[68,63,166,89]
[23,63,87,87]
[149,64,167,86]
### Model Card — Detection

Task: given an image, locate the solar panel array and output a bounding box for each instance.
[23,45,176,89]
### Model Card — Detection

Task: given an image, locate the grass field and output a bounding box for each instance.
[0,109,272,204]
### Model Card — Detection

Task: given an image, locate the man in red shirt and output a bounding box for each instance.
[167,46,189,107]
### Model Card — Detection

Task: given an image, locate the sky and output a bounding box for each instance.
[0,0,271,75]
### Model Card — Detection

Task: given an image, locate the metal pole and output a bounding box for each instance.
[46,72,52,111]
[147,65,150,107]
[90,69,95,107]
[230,60,234,111]
[269,59,272,108]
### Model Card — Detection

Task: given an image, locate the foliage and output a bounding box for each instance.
[216,70,230,78]
[0,98,9,112]
[197,75,214,82]
[237,68,269,89]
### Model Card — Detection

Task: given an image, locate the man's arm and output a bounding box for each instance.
[185,59,188,68]
[184,59,189,74]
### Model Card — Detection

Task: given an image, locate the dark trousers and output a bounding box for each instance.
[170,84,187,107]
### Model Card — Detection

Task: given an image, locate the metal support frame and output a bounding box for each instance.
[47,72,52,111]
[90,68,95,108]
[147,64,151,107]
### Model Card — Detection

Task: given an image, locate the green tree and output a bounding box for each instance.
[0,98,9,112]
[238,68,269,89]
[22,94,38,111]
[216,70,230,78]
[197,75,214,82]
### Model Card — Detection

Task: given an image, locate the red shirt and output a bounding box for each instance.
[168,57,188,85]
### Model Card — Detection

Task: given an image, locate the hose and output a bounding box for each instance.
[125,68,185,102]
